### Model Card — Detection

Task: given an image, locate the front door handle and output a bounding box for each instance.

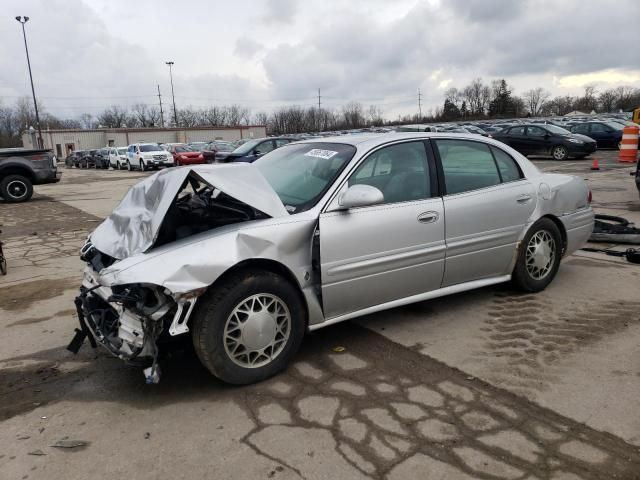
[418,211,439,224]
[516,194,532,204]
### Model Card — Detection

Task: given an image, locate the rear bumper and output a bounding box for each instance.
[560,208,595,256]
[33,169,62,184]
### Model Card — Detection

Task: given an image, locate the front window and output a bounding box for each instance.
[254,142,356,213]
[527,126,547,137]
[139,144,163,152]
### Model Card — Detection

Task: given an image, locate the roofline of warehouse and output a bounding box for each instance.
[28,125,266,134]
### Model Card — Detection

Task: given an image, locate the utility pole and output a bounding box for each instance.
[418,88,423,120]
[157,84,165,128]
[15,16,43,149]
[317,88,322,132]
[165,61,178,127]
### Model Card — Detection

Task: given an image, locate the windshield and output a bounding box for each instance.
[139,144,163,152]
[254,142,356,213]
[232,139,262,155]
[544,125,570,135]
[117,148,127,154]
[175,146,192,153]
[215,142,234,152]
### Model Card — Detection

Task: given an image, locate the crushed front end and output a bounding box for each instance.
[68,239,197,384]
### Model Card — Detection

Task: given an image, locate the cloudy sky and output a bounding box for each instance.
[1,0,638,120]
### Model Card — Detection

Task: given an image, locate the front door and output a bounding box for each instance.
[319,141,445,319]
[433,139,536,286]
[523,125,551,155]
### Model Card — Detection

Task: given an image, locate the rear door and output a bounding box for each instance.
[319,140,445,319]
[434,139,536,286]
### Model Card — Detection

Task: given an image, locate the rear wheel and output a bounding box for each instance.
[552,145,568,161]
[0,174,34,203]
[192,270,306,385]
[512,218,562,292]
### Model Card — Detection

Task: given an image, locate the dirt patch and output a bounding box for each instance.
[0,195,101,238]
[0,278,78,312]
[60,171,144,186]
[5,309,76,327]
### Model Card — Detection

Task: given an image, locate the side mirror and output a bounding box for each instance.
[253,149,262,156]
[338,184,384,209]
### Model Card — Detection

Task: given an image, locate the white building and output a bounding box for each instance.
[22,125,266,158]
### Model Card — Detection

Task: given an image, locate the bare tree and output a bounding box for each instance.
[598,89,617,113]
[97,106,129,128]
[342,101,365,129]
[177,107,200,127]
[523,88,550,116]
[79,113,96,129]
[367,105,384,126]
[131,103,161,127]
[444,87,461,108]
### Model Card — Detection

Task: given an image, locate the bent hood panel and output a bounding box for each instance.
[90,163,288,260]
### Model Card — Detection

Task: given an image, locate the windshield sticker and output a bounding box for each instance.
[304,149,338,159]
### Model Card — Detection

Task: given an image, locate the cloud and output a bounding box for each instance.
[263,0,298,23]
[234,37,263,59]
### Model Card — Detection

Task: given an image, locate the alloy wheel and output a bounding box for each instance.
[6,179,28,200]
[223,294,291,368]
[526,230,556,280]
[553,146,567,160]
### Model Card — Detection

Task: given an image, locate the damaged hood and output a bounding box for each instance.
[90,163,289,260]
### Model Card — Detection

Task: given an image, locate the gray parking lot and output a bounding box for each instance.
[1,151,640,479]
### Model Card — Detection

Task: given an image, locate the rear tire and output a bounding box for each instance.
[512,218,562,292]
[0,174,34,203]
[192,270,306,385]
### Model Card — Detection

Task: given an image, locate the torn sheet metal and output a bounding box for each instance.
[90,163,289,260]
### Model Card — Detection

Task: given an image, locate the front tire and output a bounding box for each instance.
[512,218,562,292]
[0,174,34,203]
[139,159,146,172]
[192,270,306,385]
[552,145,568,161]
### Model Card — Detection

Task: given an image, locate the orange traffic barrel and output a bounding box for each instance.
[619,125,639,163]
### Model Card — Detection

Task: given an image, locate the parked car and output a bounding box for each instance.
[167,144,205,166]
[92,148,110,169]
[72,133,594,385]
[395,124,439,132]
[215,137,296,163]
[0,147,60,202]
[108,147,128,169]
[79,150,98,168]
[65,151,81,168]
[126,143,174,171]
[187,142,210,152]
[569,122,624,149]
[201,141,235,163]
[492,124,596,160]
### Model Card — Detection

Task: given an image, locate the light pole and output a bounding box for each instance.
[15,16,43,149]
[165,61,178,127]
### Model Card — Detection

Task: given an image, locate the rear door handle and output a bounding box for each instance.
[516,194,532,204]
[418,211,439,224]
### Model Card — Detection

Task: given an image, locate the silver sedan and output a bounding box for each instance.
[72,133,594,384]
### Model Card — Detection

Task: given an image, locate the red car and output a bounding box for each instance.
[167,144,205,166]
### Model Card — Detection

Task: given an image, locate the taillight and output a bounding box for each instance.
[587,189,592,204]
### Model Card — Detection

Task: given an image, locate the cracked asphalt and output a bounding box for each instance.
[1,151,640,479]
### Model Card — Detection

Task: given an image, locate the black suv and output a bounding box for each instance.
[492,124,597,160]
[92,148,110,169]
